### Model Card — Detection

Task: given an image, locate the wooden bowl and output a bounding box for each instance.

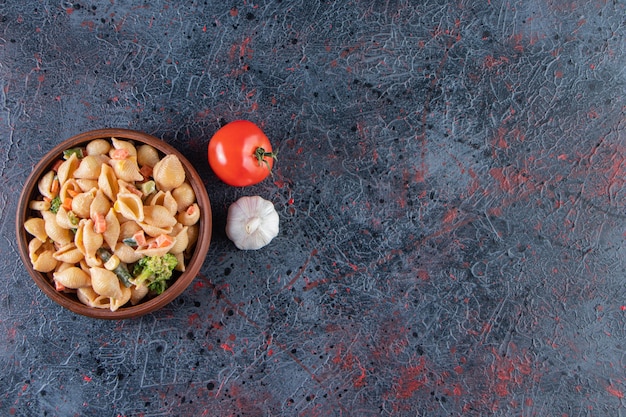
[16,129,212,319]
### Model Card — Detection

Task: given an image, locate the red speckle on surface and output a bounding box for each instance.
[487,206,503,217]
[511,33,524,52]
[280,249,317,291]
[417,269,430,281]
[484,55,509,69]
[303,277,329,291]
[394,357,429,399]
[494,381,509,397]
[7,326,16,341]
[485,344,540,405]
[606,384,624,399]
[188,313,200,325]
[81,20,96,31]
[489,166,533,194]
[353,364,367,388]
[494,126,509,150]
[220,343,234,354]
[491,125,525,156]
[442,208,458,224]
[192,280,205,291]
[273,179,285,188]
[229,36,253,62]
[332,344,368,388]
[413,168,427,183]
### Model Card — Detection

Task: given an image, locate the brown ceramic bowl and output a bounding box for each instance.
[16,128,212,319]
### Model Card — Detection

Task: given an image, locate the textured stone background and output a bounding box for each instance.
[1,1,625,416]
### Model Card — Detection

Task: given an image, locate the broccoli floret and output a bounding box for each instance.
[132,254,178,294]
[49,196,62,214]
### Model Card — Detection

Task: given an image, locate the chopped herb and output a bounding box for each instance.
[63,147,84,160]
[49,196,62,214]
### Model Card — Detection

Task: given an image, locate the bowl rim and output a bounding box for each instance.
[16,128,212,319]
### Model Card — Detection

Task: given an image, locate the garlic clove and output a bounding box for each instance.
[226,196,279,250]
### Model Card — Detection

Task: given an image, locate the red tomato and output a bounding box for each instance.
[207,120,276,187]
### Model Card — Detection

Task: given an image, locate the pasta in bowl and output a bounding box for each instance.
[16,129,212,319]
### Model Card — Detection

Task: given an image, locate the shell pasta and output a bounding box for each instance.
[23,137,201,311]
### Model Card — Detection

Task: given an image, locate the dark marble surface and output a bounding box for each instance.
[1,1,625,416]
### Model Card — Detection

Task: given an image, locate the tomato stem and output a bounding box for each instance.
[253,147,278,171]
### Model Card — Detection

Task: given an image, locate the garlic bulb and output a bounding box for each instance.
[226,196,279,250]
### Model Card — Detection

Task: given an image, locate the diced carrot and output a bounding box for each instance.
[62,197,73,211]
[43,196,52,203]
[145,234,173,249]
[50,179,60,195]
[133,230,147,246]
[55,280,66,292]
[67,188,80,198]
[155,234,174,248]
[111,148,129,160]
[139,165,153,179]
[51,159,64,172]
[93,212,107,234]
[125,185,143,197]
[186,205,196,215]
